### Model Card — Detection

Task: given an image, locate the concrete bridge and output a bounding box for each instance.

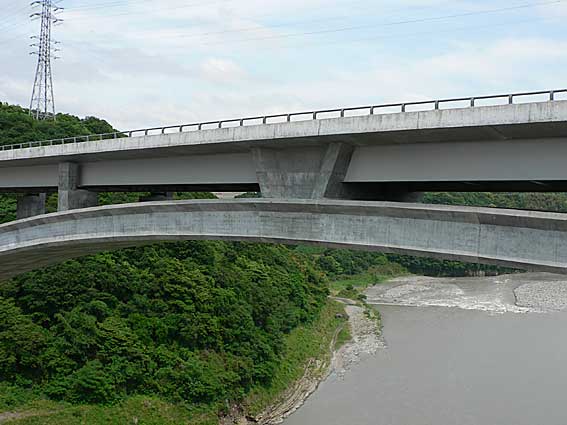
[2,199,567,282]
[1,89,567,218]
[2,89,567,278]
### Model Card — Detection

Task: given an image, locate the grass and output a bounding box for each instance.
[329,270,404,339]
[335,322,352,350]
[243,299,347,416]
[330,264,408,297]
[329,273,380,294]
[0,396,216,425]
[0,398,218,425]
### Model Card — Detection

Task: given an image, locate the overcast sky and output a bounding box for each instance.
[1,0,566,129]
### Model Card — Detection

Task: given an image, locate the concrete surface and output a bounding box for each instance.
[0,101,566,196]
[57,162,97,211]
[2,199,567,282]
[16,194,46,219]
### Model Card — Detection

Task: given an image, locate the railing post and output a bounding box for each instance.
[508,95,514,104]
[287,114,291,122]
[313,112,317,120]
[370,106,375,115]
[470,98,475,107]
[340,109,345,117]
[550,91,555,101]
[434,101,440,110]
[262,117,267,124]
[401,104,406,112]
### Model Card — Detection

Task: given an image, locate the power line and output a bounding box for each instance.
[61,9,558,58]
[62,0,382,22]
[0,3,31,23]
[0,4,32,31]
[65,0,224,18]
[251,14,554,52]
[199,0,565,46]
[59,0,563,47]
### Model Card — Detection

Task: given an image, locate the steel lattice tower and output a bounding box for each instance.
[29,0,62,120]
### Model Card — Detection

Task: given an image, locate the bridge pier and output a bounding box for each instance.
[17,193,46,219]
[58,162,98,211]
[252,143,355,199]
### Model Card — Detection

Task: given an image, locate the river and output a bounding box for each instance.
[284,273,567,425]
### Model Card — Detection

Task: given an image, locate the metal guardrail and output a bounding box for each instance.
[3,89,566,152]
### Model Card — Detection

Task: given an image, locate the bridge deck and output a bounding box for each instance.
[0,98,566,165]
[1,93,567,195]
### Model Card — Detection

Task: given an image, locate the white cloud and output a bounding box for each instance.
[199,58,247,83]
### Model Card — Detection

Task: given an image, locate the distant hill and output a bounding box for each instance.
[0,103,115,146]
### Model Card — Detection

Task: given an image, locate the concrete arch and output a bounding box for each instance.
[1,199,567,282]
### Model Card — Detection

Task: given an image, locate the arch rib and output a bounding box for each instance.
[1,199,567,281]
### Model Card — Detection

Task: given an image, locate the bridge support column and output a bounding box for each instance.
[252,143,355,199]
[58,162,98,211]
[252,143,422,201]
[139,192,174,202]
[17,194,46,219]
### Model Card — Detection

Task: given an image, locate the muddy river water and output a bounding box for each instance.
[284,273,567,425]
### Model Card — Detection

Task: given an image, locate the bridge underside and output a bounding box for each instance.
[6,181,567,195]
[2,199,567,282]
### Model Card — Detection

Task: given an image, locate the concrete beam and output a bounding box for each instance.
[16,194,46,219]
[58,162,97,211]
[2,200,567,282]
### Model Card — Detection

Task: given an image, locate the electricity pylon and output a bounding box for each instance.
[29,0,62,120]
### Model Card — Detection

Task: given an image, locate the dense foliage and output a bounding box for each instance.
[0,242,326,406]
[0,103,114,146]
[422,192,567,213]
